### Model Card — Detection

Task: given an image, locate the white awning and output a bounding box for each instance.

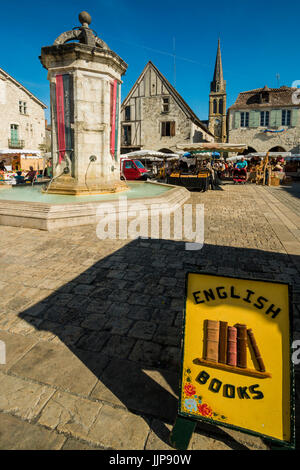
[246,152,292,158]
[122,150,179,159]
[0,149,42,156]
[177,143,248,152]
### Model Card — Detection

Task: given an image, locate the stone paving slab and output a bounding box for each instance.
[0,330,38,373]
[0,413,66,450]
[8,341,107,397]
[0,372,55,421]
[87,405,150,449]
[38,390,103,441]
[0,183,300,449]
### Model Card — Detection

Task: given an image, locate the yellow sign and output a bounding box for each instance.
[179,273,294,446]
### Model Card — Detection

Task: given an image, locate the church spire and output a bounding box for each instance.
[208,39,227,142]
[211,39,225,92]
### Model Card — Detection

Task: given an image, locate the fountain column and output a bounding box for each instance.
[40,11,128,195]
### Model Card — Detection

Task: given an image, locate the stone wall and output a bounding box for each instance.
[228,109,300,154]
[121,63,213,152]
[141,94,191,151]
[0,74,46,150]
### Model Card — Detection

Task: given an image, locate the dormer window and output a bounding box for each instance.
[261,91,269,103]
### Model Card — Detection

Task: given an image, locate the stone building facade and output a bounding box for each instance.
[0,67,47,151]
[121,61,214,154]
[208,40,227,143]
[227,86,300,154]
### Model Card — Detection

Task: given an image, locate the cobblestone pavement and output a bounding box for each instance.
[0,182,300,450]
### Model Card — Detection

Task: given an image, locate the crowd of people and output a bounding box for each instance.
[209,156,286,183]
[0,160,51,185]
[154,154,289,188]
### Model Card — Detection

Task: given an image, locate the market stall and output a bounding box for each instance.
[0,149,51,185]
[173,143,248,191]
[231,152,292,185]
[284,155,300,179]
[166,152,211,191]
[121,149,179,178]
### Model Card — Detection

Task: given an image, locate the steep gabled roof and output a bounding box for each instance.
[122,61,213,137]
[0,67,47,109]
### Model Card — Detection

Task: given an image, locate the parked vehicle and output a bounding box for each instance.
[120,158,150,180]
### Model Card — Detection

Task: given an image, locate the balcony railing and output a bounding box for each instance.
[8,139,25,149]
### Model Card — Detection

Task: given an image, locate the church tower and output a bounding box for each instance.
[208,39,227,142]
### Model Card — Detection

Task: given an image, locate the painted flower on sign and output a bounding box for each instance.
[182,369,226,421]
[184,383,196,397]
[197,403,213,417]
[184,398,198,412]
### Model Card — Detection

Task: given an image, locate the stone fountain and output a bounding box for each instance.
[0,12,190,230]
[40,11,128,195]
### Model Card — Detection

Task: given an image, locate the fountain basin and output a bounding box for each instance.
[0,181,190,231]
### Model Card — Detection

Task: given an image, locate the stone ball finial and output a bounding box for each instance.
[79,11,92,27]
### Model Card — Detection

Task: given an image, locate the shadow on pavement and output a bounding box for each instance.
[18,238,300,449]
[272,182,300,200]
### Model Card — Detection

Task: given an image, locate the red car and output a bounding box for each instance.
[120,158,150,181]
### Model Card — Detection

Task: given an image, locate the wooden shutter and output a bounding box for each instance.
[170,121,175,136]
[254,111,260,127]
[249,110,259,127]
[234,112,240,129]
[276,110,282,126]
[11,124,18,143]
[161,122,166,137]
[270,110,277,127]
[291,109,299,127]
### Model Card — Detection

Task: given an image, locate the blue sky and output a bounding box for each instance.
[1,0,299,121]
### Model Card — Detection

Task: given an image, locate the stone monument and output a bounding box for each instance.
[40,11,128,195]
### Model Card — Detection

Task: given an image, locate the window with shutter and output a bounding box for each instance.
[240,112,249,127]
[260,111,269,126]
[282,109,291,126]
[161,121,175,137]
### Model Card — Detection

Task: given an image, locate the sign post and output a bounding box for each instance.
[170,272,295,450]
